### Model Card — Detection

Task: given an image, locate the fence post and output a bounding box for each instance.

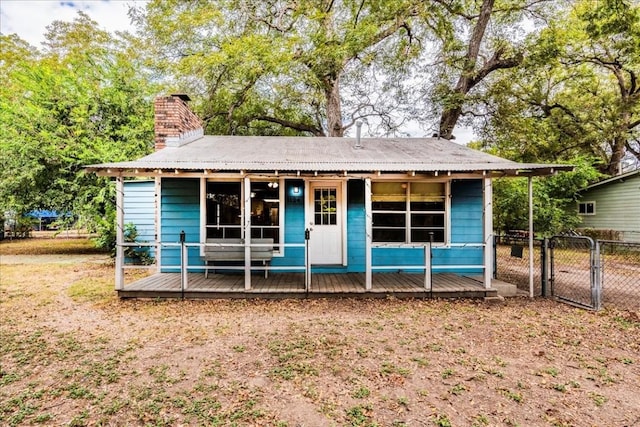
[180,230,187,298]
[592,241,602,311]
[541,238,549,297]
[305,228,311,293]
[549,238,555,297]
[493,235,498,279]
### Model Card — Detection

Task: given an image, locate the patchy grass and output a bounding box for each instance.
[0,233,106,256]
[67,274,113,303]
[1,237,640,426]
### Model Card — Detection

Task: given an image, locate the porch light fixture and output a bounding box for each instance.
[268,181,279,188]
[293,186,300,194]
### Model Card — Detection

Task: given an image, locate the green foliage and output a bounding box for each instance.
[124,223,154,265]
[480,0,640,175]
[131,0,423,136]
[92,203,116,253]
[0,13,156,243]
[493,159,602,235]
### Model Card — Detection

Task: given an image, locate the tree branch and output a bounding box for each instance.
[469,49,523,89]
[625,140,640,157]
[226,79,258,132]
[254,116,325,136]
[353,0,366,28]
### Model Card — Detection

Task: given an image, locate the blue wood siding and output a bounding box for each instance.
[346,180,365,272]
[153,178,485,274]
[123,180,155,258]
[444,179,484,273]
[271,180,366,273]
[160,178,201,271]
[271,180,305,269]
[272,178,483,274]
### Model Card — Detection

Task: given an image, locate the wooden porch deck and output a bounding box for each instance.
[118,272,498,299]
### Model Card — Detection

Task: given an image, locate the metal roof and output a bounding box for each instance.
[582,169,640,191]
[87,136,572,176]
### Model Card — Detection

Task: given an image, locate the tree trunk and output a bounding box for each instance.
[438,0,495,139]
[439,107,463,140]
[606,135,627,175]
[324,75,344,137]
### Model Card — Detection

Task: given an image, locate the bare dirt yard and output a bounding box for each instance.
[1,235,639,426]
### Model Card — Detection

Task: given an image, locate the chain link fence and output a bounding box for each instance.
[494,235,545,296]
[599,241,640,311]
[495,234,639,311]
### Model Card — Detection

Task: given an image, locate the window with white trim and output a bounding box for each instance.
[205,180,282,248]
[372,181,446,243]
[578,201,595,215]
[249,181,281,245]
[206,181,242,239]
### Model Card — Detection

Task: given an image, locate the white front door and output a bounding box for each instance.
[308,182,343,264]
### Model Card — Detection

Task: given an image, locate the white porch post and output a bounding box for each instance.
[154,177,162,273]
[243,176,252,290]
[200,177,207,256]
[528,176,534,298]
[115,176,125,291]
[365,178,372,290]
[483,177,493,289]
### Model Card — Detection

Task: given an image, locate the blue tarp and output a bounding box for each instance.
[27,210,60,219]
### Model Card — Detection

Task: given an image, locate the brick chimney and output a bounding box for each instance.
[154,94,204,150]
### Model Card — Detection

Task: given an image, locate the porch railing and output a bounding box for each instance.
[115,239,489,292]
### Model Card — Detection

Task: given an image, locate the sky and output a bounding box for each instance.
[0,0,145,47]
[0,0,475,142]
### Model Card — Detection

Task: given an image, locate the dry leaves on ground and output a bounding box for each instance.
[1,236,639,426]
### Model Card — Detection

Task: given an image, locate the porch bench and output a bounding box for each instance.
[204,238,274,279]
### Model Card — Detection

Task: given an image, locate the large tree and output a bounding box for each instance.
[421,0,557,139]
[132,0,431,136]
[479,0,640,174]
[0,13,155,230]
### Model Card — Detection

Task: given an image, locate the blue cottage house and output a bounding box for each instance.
[88,95,569,298]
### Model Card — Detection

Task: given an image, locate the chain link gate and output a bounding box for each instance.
[550,235,601,310]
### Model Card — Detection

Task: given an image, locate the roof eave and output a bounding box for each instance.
[86,164,573,178]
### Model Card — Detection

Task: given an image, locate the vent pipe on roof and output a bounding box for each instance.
[355,121,363,149]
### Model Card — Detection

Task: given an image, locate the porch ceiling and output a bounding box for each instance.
[87,136,572,177]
